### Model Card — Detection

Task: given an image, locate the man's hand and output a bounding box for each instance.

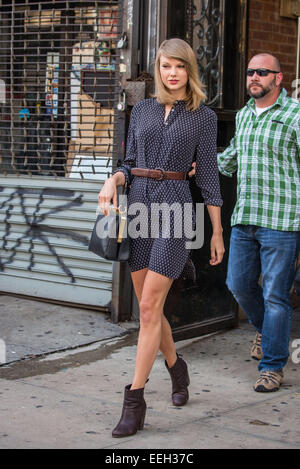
[188,162,196,178]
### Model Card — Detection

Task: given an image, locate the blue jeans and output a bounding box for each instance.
[227,225,300,372]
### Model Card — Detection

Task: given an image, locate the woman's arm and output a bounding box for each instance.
[98,104,139,215]
[98,171,126,216]
[195,110,224,265]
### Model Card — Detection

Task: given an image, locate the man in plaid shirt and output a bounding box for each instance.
[218,53,300,392]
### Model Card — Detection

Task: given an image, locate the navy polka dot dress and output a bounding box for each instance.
[114,98,223,279]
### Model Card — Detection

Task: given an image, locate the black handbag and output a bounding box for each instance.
[88,187,130,262]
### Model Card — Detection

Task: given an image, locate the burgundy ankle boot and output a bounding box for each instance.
[112,384,147,438]
[165,354,190,406]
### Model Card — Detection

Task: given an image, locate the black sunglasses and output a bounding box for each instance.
[246,68,281,77]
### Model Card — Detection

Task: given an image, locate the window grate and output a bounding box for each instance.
[0,0,122,179]
[185,0,225,108]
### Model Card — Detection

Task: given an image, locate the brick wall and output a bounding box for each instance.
[248,0,298,95]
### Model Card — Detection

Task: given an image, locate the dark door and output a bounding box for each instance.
[161,0,248,340]
[110,0,248,334]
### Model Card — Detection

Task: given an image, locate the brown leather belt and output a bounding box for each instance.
[131,167,186,181]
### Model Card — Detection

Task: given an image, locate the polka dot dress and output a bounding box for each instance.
[114,98,223,279]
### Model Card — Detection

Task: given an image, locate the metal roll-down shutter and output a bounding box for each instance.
[0,0,122,309]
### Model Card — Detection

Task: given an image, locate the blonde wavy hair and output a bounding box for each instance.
[154,38,206,111]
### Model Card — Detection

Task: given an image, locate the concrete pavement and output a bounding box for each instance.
[0,295,132,363]
[0,295,300,449]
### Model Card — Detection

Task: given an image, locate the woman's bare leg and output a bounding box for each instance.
[131,270,177,371]
[160,315,177,368]
[130,270,173,390]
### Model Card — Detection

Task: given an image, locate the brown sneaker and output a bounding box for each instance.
[251,332,263,361]
[254,370,284,393]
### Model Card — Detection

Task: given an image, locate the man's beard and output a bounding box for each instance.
[247,78,276,99]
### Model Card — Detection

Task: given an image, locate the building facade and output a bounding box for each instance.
[0,0,299,339]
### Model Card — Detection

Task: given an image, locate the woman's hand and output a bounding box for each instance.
[209,232,225,266]
[206,206,225,266]
[98,178,118,216]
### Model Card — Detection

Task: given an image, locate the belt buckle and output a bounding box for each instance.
[155,167,166,181]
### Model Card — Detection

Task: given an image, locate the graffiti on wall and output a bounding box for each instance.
[0,186,89,283]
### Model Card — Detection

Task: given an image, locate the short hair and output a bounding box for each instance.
[249,53,282,72]
[154,38,206,111]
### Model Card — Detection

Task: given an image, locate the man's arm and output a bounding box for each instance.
[218,136,238,177]
[217,113,240,177]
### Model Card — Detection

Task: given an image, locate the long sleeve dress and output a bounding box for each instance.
[115,98,223,279]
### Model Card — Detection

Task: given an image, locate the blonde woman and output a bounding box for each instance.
[99,38,224,438]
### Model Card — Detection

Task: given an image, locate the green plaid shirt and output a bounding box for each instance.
[218,89,300,231]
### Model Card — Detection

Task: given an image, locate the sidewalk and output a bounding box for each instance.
[0,295,300,449]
